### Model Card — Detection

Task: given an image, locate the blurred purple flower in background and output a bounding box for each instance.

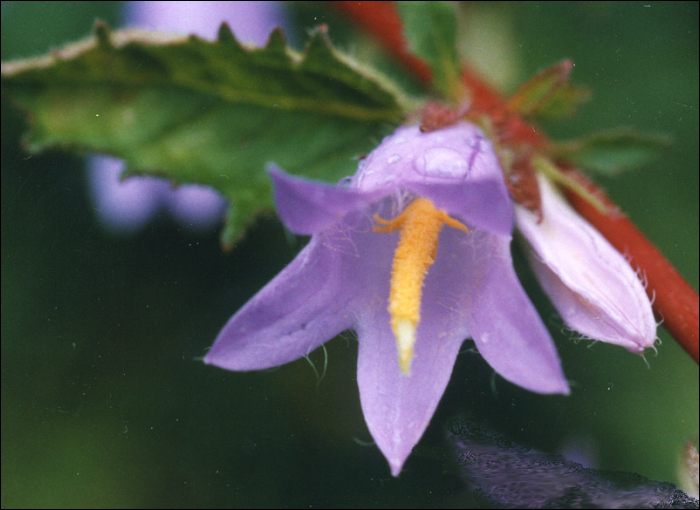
[87,1,283,233]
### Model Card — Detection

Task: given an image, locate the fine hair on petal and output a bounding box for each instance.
[321,220,362,258]
[302,343,329,388]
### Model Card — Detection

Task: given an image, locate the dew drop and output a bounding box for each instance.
[387,155,401,164]
[414,148,469,180]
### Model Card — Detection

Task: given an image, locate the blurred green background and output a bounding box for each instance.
[2,1,698,507]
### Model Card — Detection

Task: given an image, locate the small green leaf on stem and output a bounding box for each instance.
[551,128,672,176]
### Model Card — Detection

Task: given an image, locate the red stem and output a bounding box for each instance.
[331,0,699,363]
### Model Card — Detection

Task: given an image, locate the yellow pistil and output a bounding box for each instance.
[373,198,469,375]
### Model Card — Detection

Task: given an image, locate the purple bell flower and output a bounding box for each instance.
[205,122,573,475]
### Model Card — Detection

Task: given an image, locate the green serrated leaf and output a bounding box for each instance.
[397,1,462,101]
[551,128,672,176]
[1,22,412,241]
[507,60,589,118]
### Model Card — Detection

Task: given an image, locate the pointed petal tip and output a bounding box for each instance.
[266,162,284,179]
[619,334,657,356]
[546,378,571,396]
[202,347,246,371]
[535,365,572,396]
[389,458,405,477]
[509,369,571,396]
[201,342,232,370]
[202,351,217,367]
[266,163,294,191]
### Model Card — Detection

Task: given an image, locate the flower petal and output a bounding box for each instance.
[336,199,470,476]
[205,236,354,370]
[439,228,570,395]
[355,305,464,476]
[515,176,656,353]
[269,166,385,235]
[355,222,567,477]
[408,180,512,235]
[206,198,398,371]
[354,123,513,234]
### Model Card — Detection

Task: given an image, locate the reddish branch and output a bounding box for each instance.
[331,1,699,363]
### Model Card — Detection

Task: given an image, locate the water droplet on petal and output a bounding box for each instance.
[414,148,469,180]
[387,155,401,164]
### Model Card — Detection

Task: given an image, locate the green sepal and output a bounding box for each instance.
[533,155,610,215]
[507,60,589,119]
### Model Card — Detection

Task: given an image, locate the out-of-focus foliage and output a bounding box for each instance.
[396,1,462,100]
[551,128,673,176]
